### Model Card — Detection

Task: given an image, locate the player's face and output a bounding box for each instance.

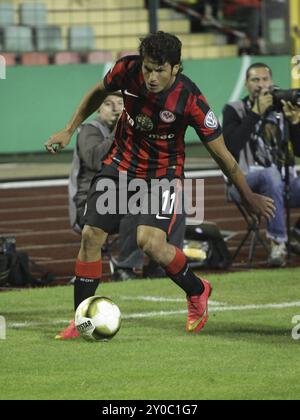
[246,67,273,99]
[98,95,124,128]
[142,58,180,93]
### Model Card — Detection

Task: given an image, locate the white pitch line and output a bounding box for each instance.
[124,310,187,319]
[121,296,186,303]
[211,301,300,313]
[121,296,225,306]
[9,320,70,328]
[124,301,300,319]
[7,301,300,329]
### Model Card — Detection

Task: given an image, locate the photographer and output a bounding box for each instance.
[223,62,300,267]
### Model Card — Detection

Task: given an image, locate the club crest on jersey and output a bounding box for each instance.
[136,114,154,131]
[204,110,218,129]
[159,110,176,123]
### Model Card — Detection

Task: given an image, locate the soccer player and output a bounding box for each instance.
[45,32,275,339]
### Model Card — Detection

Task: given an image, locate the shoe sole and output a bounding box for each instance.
[186,283,213,333]
[54,334,80,340]
[54,322,80,340]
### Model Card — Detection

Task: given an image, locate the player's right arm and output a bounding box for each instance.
[45,81,109,154]
[206,135,276,221]
[188,90,275,220]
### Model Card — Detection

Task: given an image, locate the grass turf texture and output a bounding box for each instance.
[0,268,300,400]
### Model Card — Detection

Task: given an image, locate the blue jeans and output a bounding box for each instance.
[229,166,300,243]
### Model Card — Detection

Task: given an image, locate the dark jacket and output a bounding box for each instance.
[223,96,300,173]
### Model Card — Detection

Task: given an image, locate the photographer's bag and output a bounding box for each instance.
[184,223,232,269]
[0,237,55,287]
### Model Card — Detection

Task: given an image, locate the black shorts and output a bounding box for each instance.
[84,164,184,236]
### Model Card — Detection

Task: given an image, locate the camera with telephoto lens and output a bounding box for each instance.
[269,86,300,111]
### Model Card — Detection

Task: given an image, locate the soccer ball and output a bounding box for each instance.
[75,296,121,341]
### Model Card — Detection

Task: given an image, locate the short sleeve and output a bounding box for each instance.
[103,56,138,92]
[189,93,222,143]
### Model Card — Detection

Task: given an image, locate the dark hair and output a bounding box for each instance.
[139,31,182,69]
[246,63,273,80]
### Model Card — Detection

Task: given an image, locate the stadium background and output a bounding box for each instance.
[0,0,299,155]
[1,0,300,284]
[0,55,292,154]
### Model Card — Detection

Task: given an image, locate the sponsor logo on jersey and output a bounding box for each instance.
[159,110,176,123]
[204,110,218,129]
[148,133,175,141]
[135,114,154,131]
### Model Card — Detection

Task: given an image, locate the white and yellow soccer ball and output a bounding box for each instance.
[75,296,121,341]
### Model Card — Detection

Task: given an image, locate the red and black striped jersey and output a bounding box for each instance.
[103,55,222,179]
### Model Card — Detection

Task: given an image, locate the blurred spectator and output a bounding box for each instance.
[188,0,220,32]
[223,0,262,54]
[146,0,220,33]
[69,93,124,231]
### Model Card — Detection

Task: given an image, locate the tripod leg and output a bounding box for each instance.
[248,229,259,266]
[232,229,252,262]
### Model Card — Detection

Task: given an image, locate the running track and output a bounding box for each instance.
[0,175,299,285]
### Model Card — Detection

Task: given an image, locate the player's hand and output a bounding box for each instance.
[282,100,300,125]
[243,193,276,221]
[45,129,72,154]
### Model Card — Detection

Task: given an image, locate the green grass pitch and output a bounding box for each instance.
[1,268,300,400]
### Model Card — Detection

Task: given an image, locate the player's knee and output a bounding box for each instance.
[137,233,162,260]
[81,225,106,251]
[136,229,147,250]
[137,229,154,252]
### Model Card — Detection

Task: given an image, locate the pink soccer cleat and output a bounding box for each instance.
[186,278,212,333]
[55,320,80,340]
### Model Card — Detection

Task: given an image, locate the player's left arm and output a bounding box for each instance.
[205,135,276,220]
[45,81,110,154]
